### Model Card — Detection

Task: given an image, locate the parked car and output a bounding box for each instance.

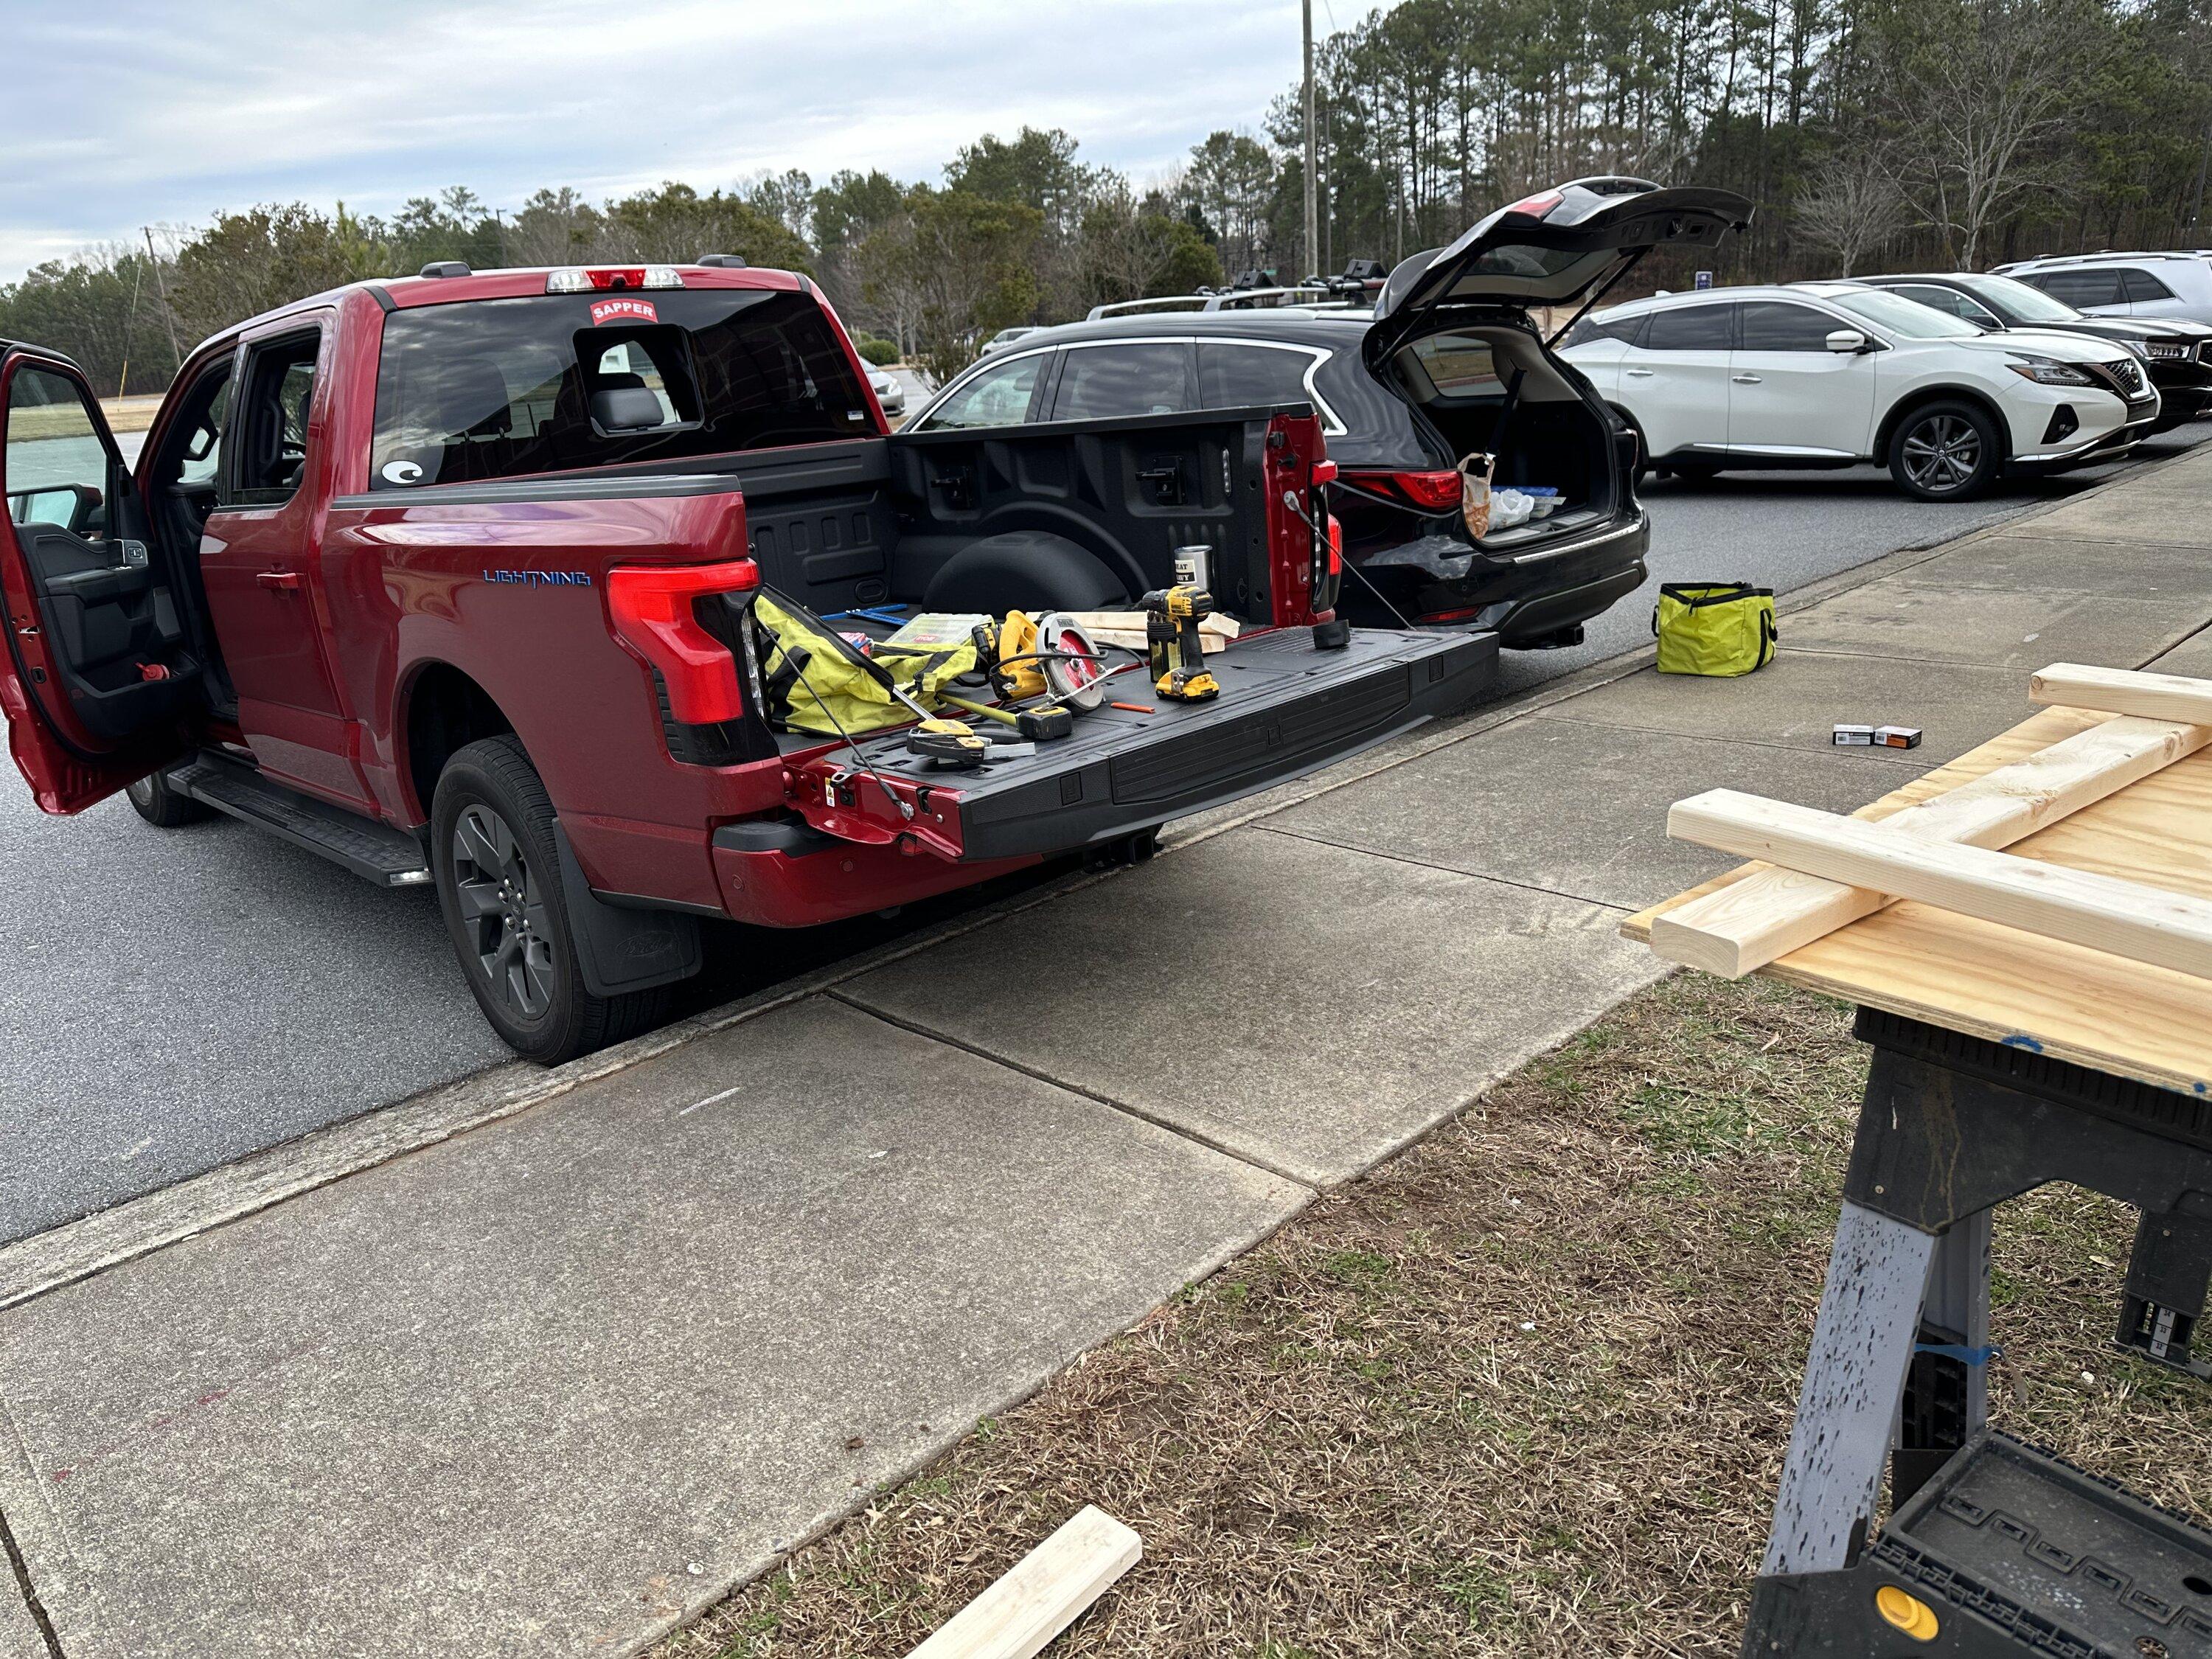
[1852,271,2212,431]
[863,361,906,415]
[911,176,1752,647]
[978,325,1043,355]
[1562,282,2160,499]
[1989,253,2212,326]
[1,261,1492,1063]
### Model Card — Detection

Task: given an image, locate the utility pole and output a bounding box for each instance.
[1302,0,1319,283]
[144,226,183,375]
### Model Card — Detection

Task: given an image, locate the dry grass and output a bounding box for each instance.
[656,973,2210,1659]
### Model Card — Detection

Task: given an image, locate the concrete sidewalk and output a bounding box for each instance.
[6,445,2212,1658]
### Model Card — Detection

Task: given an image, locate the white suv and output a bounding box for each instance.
[1991,253,2212,326]
[1560,282,2160,499]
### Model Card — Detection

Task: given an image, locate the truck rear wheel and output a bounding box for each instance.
[431,735,669,1064]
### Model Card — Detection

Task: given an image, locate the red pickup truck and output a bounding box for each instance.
[1,260,1492,1061]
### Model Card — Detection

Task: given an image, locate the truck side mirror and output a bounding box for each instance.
[1825,329,1872,354]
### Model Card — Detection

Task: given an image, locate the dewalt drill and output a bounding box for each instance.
[1141,585,1220,703]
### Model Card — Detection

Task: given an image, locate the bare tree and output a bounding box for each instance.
[1874,0,2097,268]
[1793,144,1908,274]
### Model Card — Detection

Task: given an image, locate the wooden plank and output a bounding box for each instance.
[905,1506,1141,1659]
[1649,714,2212,977]
[1630,712,2212,1095]
[1621,705,2108,947]
[2031,661,2212,725]
[1668,788,2212,985]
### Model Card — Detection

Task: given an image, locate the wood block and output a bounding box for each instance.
[905,1505,1141,1659]
[2031,661,2212,725]
[1650,714,2212,976]
[1669,789,2212,985]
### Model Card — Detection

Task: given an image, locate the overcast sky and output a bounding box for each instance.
[0,0,1385,282]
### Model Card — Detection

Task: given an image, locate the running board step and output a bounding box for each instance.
[168,754,433,887]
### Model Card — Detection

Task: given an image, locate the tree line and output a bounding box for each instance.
[4,0,2207,400]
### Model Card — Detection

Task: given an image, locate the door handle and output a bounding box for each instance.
[1731,375,1764,384]
[257,570,302,592]
[1625,367,1655,378]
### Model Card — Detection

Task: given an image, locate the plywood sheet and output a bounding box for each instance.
[1627,706,2212,1097]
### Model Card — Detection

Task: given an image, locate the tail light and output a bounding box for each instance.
[1505,189,1565,218]
[606,560,760,723]
[546,266,684,293]
[1341,469,1463,513]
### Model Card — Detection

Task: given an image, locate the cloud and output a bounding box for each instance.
[1,0,1368,280]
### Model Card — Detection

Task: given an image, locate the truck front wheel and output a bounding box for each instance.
[431,736,669,1064]
[126,768,212,827]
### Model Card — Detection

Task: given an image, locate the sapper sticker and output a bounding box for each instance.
[588,296,658,326]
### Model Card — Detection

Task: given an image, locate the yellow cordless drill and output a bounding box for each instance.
[1141,585,1220,703]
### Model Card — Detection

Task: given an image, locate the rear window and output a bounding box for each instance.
[1409,333,1504,399]
[2122,268,2177,302]
[1642,305,1735,350]
[1559,312,1644,348]
[369,288,872,490]
[1196,342,1318,409]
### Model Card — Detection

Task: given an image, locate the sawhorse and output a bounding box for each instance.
[1745,1009,2212,1655]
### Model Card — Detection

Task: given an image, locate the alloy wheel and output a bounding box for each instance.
[1900,414,1983,494]
[450,803,556,1021]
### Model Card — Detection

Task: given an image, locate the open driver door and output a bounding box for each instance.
[1,344,198,813]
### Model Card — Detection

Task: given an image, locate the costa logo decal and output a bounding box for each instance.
[588,296,658,326]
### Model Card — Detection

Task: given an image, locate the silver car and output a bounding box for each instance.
[863,361,906,416]
[1991,252,2212,327]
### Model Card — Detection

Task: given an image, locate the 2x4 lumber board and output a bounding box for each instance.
[1667,788,2212,986]
[2031,661,2212,726]
[905,1506,1141,1659]
[1649,714,2212,977]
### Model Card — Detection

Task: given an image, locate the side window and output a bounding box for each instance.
[1049,343,1197,422]
[1892,285,1994,326]
[915,354,1045,431]
[2035,269,2123,309]
[2121,268,2177,303]
[1642,304,1735,351]
[224,330,322,508]
[5,365,116,541]
[1196,343,1317,410]
[1736,302,1847,351]
[1564,313,1646,348]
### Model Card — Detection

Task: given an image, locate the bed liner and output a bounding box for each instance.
[785,623,1499,862]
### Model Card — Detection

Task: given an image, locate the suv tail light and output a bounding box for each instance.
[1505,189,1565,219]
[1342,468,1464,513]
[607,560,760,723]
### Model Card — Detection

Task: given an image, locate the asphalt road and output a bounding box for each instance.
[0,421,2202,1242]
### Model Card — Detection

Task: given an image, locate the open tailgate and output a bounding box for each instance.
[783,625,1497,861]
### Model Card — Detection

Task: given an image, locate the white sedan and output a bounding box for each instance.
[1560,282,2160,500]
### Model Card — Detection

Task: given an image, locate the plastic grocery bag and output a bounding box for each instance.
[1459,452,1494,538]
[1490,488,1534,529]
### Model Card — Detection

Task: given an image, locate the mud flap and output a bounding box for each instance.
[552,821,703,998]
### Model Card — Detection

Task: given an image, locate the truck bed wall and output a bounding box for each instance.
[720,406,1304,623]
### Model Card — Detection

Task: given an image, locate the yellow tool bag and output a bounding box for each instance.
[1652,582,1776,677]
[754,593,980,736]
